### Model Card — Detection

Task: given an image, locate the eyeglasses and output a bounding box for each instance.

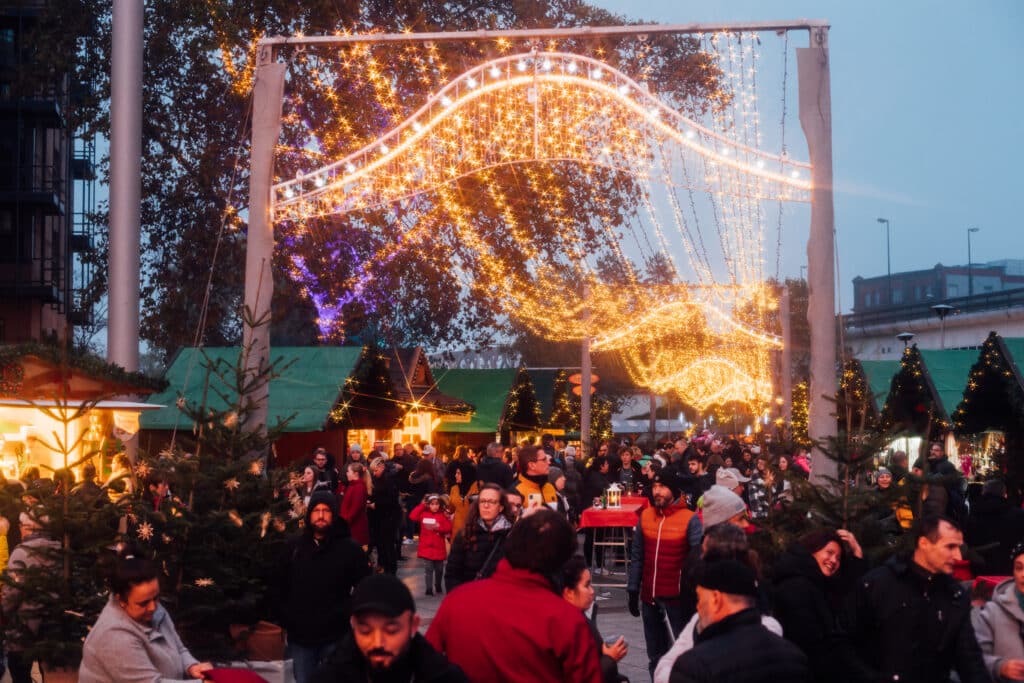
[478,499,501,506]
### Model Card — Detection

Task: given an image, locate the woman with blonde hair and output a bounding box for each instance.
[339,462,371,547]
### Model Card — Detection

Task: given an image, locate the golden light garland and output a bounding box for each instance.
[263,35,802,413]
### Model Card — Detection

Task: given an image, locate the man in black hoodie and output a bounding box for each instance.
[313,574,468,683]
[276,490,371,683]
[476,442,513,490]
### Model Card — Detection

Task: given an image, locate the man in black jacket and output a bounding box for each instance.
[313,574,467,683]
[476,442,513,490]
[670,559,811,682]
[276,491,371,683]
[847,515,990,683]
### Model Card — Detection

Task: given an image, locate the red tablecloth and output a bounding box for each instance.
[579,502,644,529]
[621,495,649,508]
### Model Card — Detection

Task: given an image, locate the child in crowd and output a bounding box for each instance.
[409,494,453,596]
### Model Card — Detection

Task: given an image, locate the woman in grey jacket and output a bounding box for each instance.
[972,543,1024,682]
[79,554,212,682]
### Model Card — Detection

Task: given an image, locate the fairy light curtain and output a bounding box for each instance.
[266,32,809,414]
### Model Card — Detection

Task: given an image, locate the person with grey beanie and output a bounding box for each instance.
[701,486,748,531]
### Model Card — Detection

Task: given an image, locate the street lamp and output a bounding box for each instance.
[967,227,980,300]
[932,303,954,349]
[896,331,914,348]
[877,218,892,306]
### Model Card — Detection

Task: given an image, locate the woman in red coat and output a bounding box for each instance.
[339,462,370,548]
[409,494,453,596]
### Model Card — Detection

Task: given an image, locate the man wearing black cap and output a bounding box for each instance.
[274,491,371,683]
[312,575,467,683]
[669,560,810,683]
[627,469,703,678]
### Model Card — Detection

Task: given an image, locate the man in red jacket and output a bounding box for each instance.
[628,469,703,678]
[426,509,601,683]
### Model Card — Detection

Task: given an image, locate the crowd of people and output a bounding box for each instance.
[1,432,1022,683]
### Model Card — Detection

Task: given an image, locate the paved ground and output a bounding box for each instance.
[396,536,653,682]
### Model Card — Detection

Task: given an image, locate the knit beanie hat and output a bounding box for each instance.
[548,466,565,484]
[702,485,746,529]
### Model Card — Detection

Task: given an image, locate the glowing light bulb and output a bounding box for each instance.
[314,175,325,188]
[345,162,356,174]
[591,68,604,80]
[685,130,696,139]
[516,59,528,72]
[489,65,501,79]
[440,95,453,107]
[466,76,478,89]
[567,61,578,74]
[412,121,423,132]
[790,170,800,179]
[379,144,389,154]
[618,84,630,96]
[756,159,765,169]
[541,58,552,71]
[284,187,294,198]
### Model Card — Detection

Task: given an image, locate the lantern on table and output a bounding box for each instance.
[606,483,622,509]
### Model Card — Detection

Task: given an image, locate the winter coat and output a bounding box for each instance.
[770,547,867,682]
[1,533,60,651]
[448,481,478,537]
[582,468,612,506]
[847,556,990,683]
[426,559,602,683]
[312,631,468,683]
[562,462,584,520]
[964,494,1024,575]
[408,470,439,507]
[79,595,199,683]
[274,491,371,646]
[971,577,1024,682]
[443,514,511,593]
[628,500,702,603]
[409,503,453,561]
[513,474,558,505]
[927,456,967,520]
[476,455,513,490]
[655,611,783,683]
[668,608,811,683]
[338,478,369,546]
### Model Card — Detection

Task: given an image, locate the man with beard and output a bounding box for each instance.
[274,491,370,683]
[628,470,704,678]
[313,575,467,683]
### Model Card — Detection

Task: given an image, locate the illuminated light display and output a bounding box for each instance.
[264,34,804,414]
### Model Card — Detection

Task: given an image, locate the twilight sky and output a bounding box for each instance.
[592,0,1023,312]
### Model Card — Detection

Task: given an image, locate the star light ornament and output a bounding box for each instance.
[194,578,215,588]
[136,522,154,541]
[224,478,241,491]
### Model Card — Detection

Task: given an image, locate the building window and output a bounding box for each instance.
[948,284,959,297]
[892,289,903,304]
[863,293,871,308]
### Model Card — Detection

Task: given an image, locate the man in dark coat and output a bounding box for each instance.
[847,515,990,683]
[925,442,967,520]
[313,575,467,683]
[275,491,371,683]
[476,442,514,490]
[964,478,1024,575]
[670,559,811,682]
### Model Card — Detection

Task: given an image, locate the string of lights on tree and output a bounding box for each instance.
[245,31,807,416]
[880,344,946,438]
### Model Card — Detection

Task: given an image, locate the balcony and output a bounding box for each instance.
[843,287,1024,330]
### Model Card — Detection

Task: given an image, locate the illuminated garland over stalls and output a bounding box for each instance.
[952,331,1024,435]
[880,344,945,438]
[502,367,544,433]
[267,32,805,417]
[790,380,810,447]
[838,359,878,433]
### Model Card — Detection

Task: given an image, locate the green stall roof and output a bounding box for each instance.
[859,359,901,411]
[1002,338,1024,377]
[433,368,518,433]
[141,346,363,432]
[919,349,978,419]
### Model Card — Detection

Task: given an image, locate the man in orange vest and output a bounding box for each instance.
[627,469,703,678]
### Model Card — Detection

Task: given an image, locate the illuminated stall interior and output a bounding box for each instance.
[343,347,471,453]
[0,347,162,479]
